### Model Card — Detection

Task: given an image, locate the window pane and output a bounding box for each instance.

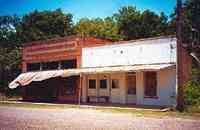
[61,60,76,69]
[127,72,136,94]
[27,63,40,71]
[42,61,59,70]
[100,79,107,89]
[89,79,96,89]
[144,72,157,97]
[112,79,119,89]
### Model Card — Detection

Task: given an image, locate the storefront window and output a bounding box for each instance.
[112,79,119,89]
[27,63,41,71]
[42,61,59,70]
[61,60,76,69]
[100,79,107,89]
[88,79,96,89]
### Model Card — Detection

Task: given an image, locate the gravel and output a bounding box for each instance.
[0,106,199,130]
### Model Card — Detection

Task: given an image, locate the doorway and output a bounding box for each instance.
[126,72,136,104]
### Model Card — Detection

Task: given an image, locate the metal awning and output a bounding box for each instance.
[63,63,175,76]
[9,63,175,89]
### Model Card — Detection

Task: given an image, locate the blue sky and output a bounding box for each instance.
[0,0,176,22]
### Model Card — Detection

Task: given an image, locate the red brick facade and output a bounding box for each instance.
[22,36,112,72]
[22,36,112,102]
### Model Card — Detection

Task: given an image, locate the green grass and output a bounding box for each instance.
[0,101,78,109]
[95,107,200,119]
[0,101,199,119]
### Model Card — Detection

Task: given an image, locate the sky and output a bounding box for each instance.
[0,0,176,22]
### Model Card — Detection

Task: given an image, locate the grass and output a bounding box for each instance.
[0,101,200,119]
[95,106,200,119]
[0,101,79,109]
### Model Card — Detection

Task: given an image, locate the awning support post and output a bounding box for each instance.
[78,73,82,106]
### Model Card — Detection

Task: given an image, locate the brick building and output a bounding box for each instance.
[9,36,191,106]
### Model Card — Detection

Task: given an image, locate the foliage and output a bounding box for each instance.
[113,6,141,40]
[74,6,174,41]
[184,80,200,106]
[17,9,73,43]
[181,0,200,55]
[0,15,22,93]
[74,17,123,41]
[182,1,200,109]
[114,6,172,40]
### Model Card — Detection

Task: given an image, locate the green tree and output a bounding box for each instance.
[0,15,21,93]
[17,9,73,43]
[114,6,171,40]
[114,6,141,40]
[182,0,200,56]
[74,17,123,41]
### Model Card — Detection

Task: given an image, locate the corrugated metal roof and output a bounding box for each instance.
[63,63,175,76]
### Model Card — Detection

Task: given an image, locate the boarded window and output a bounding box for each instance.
[42,61,59,70]
[88,79,96,89]
[144,72,157,97]
[61,60,76,69]
[100,79,107,89]
[127,72,136,94]
[27,63,40,71]
[112,79,119,89]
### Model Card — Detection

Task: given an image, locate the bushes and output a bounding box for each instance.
[184,80,200,106]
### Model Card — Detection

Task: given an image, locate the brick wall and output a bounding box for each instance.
[22,36,112,72]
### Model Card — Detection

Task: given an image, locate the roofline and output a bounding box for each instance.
[112,35,176,45]
[22,35,111,47]
[23,35,175,47]
[82,35,176,50]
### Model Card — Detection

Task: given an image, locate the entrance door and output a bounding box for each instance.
[126,72,136,104]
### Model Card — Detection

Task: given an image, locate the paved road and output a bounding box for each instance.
[0,106,199,130]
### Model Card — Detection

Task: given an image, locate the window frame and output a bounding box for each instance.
[99,79,107,89]
[111,79,120,89]
[88,79,96,89]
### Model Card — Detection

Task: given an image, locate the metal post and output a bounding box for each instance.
[176,0,184,111]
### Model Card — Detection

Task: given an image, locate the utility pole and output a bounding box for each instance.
[176,0,184,111]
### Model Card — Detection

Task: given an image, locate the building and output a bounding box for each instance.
[9,36,191,106]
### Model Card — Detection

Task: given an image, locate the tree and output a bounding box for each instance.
[74,17,123,41]
[0,15,21,93]
[140,10,169,37]
[114,6,171,40]
[17,9,73,43]
[114,6,141,40]
[182,0,200,55]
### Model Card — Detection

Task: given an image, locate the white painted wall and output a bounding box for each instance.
[81,73,127,104]
[81,67,176,106]
[110,73,126,104]
[136,67,176,106]
[82,38,176,68]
